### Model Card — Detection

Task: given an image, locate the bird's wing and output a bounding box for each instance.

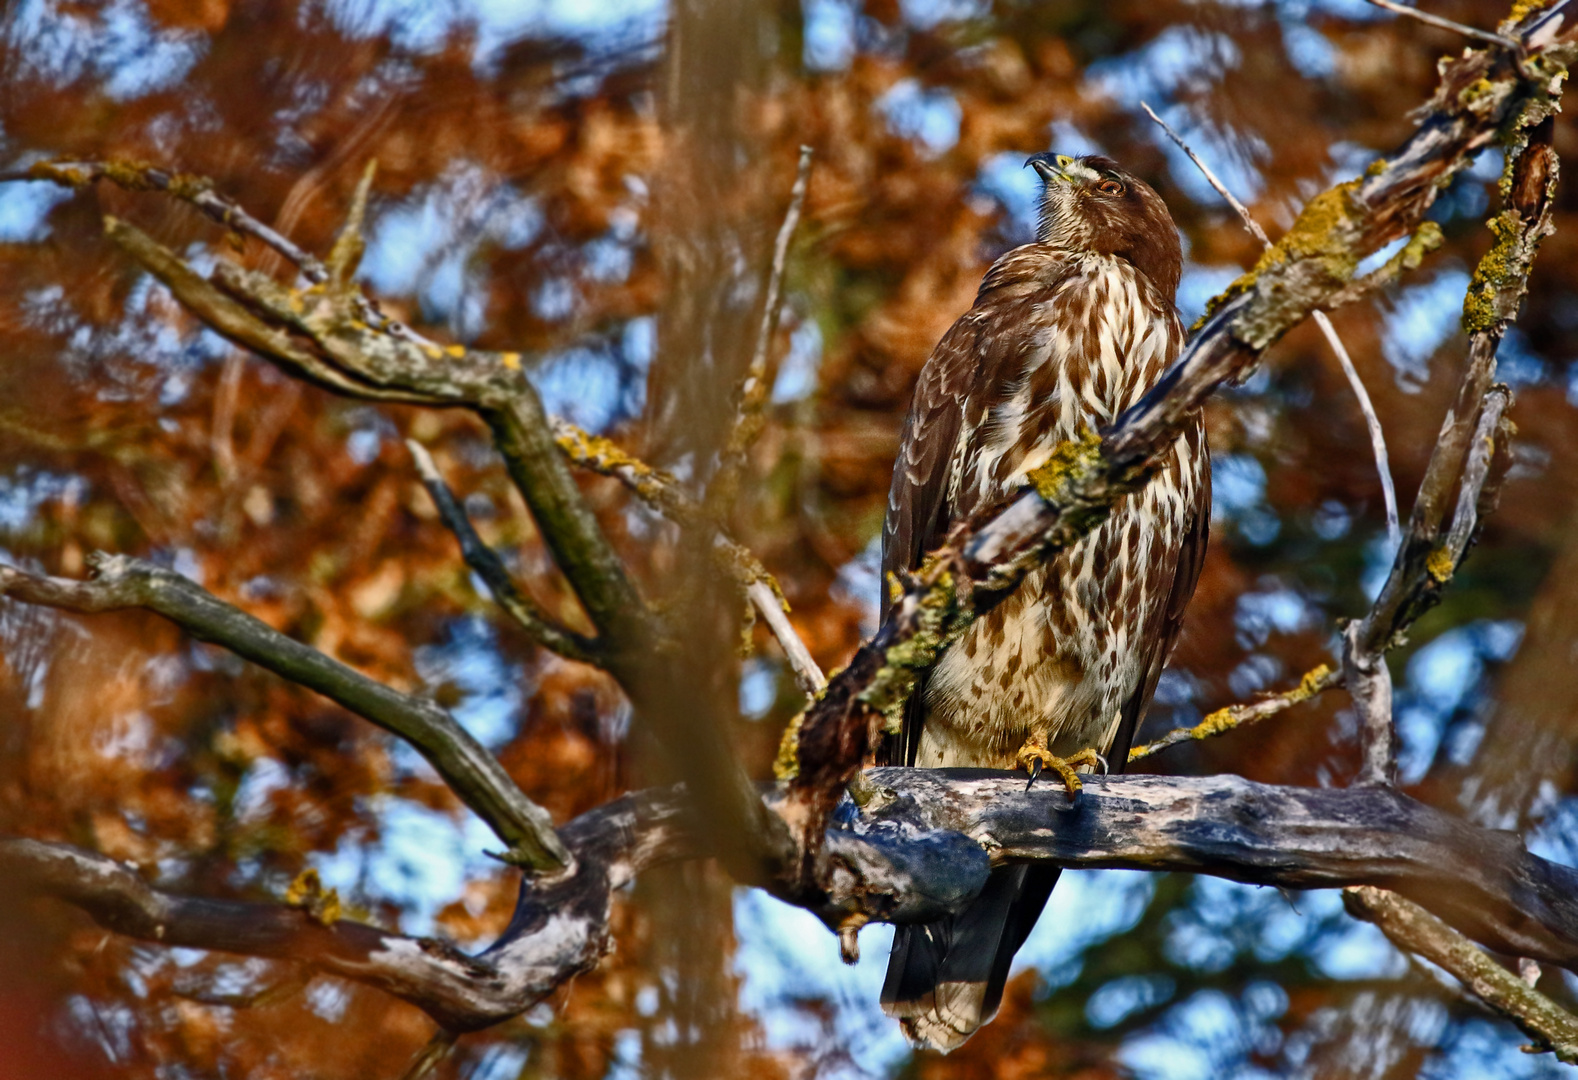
[880,244,1071,614]
[1109,418,1211,771]
[880,324,974,616]
[877,319,975,767]
[878,251,1076,766]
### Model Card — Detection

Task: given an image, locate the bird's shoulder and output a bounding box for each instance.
[973,242,1077,304]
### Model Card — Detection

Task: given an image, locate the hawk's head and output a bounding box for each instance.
[1026,153,1182,299]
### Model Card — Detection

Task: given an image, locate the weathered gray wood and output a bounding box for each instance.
[10,769,1578,1031]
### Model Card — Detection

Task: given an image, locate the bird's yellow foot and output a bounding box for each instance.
[1015,737,1108,798]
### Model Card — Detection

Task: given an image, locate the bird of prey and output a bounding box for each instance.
[877,153,1210,1051]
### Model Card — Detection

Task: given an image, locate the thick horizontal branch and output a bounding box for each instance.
[0,555,570,871]
[12,768,1578,1031]
[847,770,1578,971]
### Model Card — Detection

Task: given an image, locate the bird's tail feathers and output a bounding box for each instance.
[879,863,1059,1052]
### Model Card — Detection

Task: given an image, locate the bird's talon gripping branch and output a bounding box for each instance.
[1017,738,1104,797]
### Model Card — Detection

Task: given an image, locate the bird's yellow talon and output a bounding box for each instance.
[1016,738,1106,798]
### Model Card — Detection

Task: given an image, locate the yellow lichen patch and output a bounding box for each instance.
[501,352,522,370]
[445,343,466,358]
[285,868,320,906]
[1195,181,1365,334]
[99,159,160,191]
[28,161,93,188]
[1426,547,1456,583]
[1458,77,1493,105]
[1507,0,1555,23]
[1462,210,1522,334]
[166,172,214,199]
[1364,158,1391,178]
[284,868,342,927]
[1248,180,1363,281]
[857,567,965,725]
[311,891,342,927]
[1026,426,1103,504]
[557,426,652,477]
[773,711,805,781]
[1187,706,1238,742]
[1396,221,1445,274]
[421,344,443,360]
[1296,663,1335,699]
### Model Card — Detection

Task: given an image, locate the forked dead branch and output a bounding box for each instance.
[2,0,1577,1061]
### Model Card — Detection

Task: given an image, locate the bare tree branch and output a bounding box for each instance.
[1344,886,1578,1065]
[1141,100,1401,546]
[1138,106,1545,770]
[747,579,827,695]
[712,144,814,506]
[1365,0,1526,54]
[1132,385,1513,766]
[0,787,692,1032]
[1363,113,1555,646]
[6,159,330,281]
[0,555,572,871]
[1346,620,1398,786]
[90,173,773,878]
[103,213,653,662]
[406,439,599,665]
[551,419,825,693]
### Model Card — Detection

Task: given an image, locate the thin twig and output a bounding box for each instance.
[713,146,814,501]
[1,160,329,280]
[747,579,827,694]
[7,158,447,353]
[1128,664,1337,762]
[1141,101,1401,546]
[1316,316,1401,547]
[1344,886,1578,1064]
[407,440,599,665]
[1365,0,1524,52]
[552,417,826,694]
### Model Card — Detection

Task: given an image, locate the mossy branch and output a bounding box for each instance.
[779,0,1576,875]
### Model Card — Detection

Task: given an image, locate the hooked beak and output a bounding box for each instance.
[1027,153,1076,184]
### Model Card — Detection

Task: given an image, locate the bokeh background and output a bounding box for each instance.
[2,0,1578,1077]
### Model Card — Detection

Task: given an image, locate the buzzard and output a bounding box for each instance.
[877,153,1210,1051]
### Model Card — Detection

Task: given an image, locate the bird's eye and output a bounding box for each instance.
[1097,179,1125,196]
